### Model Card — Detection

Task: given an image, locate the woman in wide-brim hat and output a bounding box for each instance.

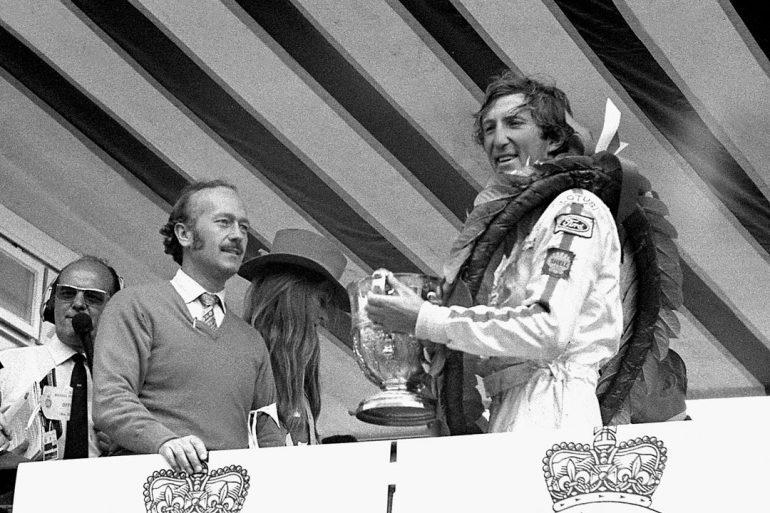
[240,229,349,446]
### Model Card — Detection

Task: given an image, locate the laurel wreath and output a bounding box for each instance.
[440,151,683,429]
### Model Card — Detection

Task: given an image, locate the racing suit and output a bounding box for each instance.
[416,188,622,432]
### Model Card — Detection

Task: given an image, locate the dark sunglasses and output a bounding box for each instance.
[55,284,110,307]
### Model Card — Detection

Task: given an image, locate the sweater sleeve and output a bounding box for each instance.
[93,290,178,454]
[416,190,619,359]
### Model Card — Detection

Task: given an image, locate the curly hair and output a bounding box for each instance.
[473,71,578,156]
[243,263,335,442]
[159,180,237,265]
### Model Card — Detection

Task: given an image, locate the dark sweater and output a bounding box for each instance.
[93,281,282,454]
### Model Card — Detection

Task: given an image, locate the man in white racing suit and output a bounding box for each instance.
[366,73,622,433]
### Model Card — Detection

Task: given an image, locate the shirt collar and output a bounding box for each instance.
[170,269,227,313]
[44,330,80,366]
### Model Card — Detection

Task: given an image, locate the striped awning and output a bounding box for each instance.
[1,0,768,437]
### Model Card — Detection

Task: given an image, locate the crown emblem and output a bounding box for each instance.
[543,426,667,512]
[143,463,250,513]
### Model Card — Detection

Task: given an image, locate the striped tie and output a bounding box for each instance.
[199,292,219,328]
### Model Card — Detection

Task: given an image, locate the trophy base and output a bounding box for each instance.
[355,390,436,427]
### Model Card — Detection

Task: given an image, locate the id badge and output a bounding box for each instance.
[42,429,59,461]
[40,385,73,421]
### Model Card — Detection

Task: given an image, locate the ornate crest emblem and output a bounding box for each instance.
[543,427,666,512]
[143,463,250,513]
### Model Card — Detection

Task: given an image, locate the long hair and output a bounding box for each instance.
[243,263,334,437]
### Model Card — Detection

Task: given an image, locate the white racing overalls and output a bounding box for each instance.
[416,188,622,432]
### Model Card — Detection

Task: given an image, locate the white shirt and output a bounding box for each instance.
[0,329,100,458]
[170,269,226,327]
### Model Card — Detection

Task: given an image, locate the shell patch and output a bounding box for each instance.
[554,213,594,238]
[542,248,574,279]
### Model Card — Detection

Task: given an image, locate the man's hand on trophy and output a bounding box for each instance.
[365,271,425,334]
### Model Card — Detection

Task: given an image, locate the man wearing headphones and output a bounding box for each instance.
[0,255,121,459]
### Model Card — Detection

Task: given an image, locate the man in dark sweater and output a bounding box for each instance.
[94,180,283,474]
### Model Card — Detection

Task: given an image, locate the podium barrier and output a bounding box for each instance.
[13,396,770,512]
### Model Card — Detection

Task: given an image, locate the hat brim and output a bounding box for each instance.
[239,253,350,312]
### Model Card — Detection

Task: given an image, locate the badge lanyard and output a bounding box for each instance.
[39,368,62,460]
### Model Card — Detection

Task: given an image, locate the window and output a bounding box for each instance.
[0,237,47,341]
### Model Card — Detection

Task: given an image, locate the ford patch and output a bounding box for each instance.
[554,213,594,238]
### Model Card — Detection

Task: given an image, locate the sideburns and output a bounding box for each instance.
[190,228,204,251]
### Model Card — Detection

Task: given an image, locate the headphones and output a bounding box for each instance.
[41,260,124,324]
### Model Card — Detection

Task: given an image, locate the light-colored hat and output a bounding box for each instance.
[239,229,349,312]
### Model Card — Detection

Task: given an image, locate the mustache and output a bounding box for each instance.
[220,242,244,254]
